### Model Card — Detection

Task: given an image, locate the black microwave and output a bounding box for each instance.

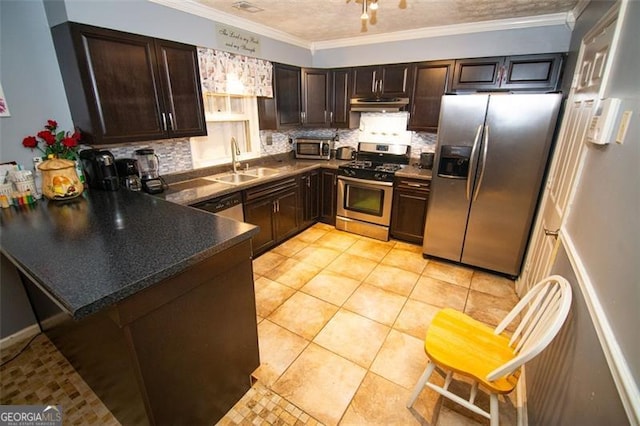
[294,138,334,160]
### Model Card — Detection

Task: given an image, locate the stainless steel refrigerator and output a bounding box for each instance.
[423,93,562,277]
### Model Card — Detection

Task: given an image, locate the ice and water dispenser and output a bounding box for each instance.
[437,146,471,179]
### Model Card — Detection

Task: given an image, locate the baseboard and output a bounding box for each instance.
[0,323,40,348]
[561,230,640,425]
[516,366,528,426]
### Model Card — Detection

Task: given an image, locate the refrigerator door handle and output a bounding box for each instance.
[466,124,483,200]
[473,125,490,202]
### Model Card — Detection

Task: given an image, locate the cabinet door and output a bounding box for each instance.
[352,64,411,98]
[274,64,302,128]
[301,170,320,228]
[275,189,300,242]
[257,96,277,130]
[155,40,206,138]
[501,53,564,91]
[244,197,276,256]
[301,69,330,127]
[320,169,338,225]
[331,69,351,128]
[379,64,412,97]
[451,57,504,91]
[408,61,453,131]
[53,23,166,144]
[390,179,430,244]
[352,66,378,98]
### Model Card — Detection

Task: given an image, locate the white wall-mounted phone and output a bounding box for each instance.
[586,98,621,145]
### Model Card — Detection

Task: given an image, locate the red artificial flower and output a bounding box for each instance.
[22,120,80,160]
[37,130,56,145]
[22,136,38,148]
[62,136,78,148]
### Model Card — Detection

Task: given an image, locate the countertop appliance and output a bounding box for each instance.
[191,192,244,222]
[335,146,355,160]
[115,158,141,191]
[294,138,333,160]
[135,148,164,194]
[79,149,119,191]
[336,142,410,241]
[423,93,562,276]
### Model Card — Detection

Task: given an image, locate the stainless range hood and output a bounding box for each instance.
[350,97,409,112]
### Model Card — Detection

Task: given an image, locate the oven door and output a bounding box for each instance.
[337,175,393,226]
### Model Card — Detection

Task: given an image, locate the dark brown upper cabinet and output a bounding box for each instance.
[331,68,351,128]
[301,68,331,127]
[408,60,454,132]
[257,63,301,130]
[51,22,206,145]
[451,53,564,92]
[352,64,413,98]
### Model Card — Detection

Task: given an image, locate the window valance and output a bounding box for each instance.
[197,47,273,97]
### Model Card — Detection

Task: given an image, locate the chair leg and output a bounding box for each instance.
[490,393,499,426]
[407,361,436,408]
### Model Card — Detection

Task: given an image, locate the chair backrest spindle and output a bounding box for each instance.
[486,275,572,382]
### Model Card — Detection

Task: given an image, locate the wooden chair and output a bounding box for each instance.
[407,275,572,426]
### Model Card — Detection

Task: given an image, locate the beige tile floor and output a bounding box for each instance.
[0,223,520,426]
[252,223,520,426]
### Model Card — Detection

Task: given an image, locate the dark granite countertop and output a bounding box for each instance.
[396,165,432,180]
[161,159,347,206]
[0,190,258,320]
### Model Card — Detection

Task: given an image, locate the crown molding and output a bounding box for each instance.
[149,0,571,53]
[148,0,311,49]
[566,0,591,30]
[312,12,570,50]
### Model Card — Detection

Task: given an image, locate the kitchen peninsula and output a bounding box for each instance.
[0,189,260,425]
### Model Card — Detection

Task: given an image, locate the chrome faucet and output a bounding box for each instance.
[231,137,241,173]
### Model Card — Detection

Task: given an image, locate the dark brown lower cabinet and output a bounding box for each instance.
[244,177,300,256]
[20,240,258,425]
[390,178,430,244]
[319,169,338,225]
[300,170,320,229]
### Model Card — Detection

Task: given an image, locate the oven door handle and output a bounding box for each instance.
[337,175,394,187]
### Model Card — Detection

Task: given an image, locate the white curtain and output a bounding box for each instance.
[197,47,273,97]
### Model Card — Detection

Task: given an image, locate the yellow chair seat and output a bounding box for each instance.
[425,308,520,394]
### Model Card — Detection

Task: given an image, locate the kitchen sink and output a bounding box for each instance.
[242,167,280,177]
[210,173,259,185]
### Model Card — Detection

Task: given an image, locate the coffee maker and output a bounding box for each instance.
[134,148,164,194]
[79,149,120,191]
[115,158,142,191]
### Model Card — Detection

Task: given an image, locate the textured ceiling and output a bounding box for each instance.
[192,0,579,42]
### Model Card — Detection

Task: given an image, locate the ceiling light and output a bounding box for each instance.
[231,1,263,13]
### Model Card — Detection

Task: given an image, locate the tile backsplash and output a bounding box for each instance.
[103,129,437,177]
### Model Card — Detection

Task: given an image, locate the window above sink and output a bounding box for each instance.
[190,94,261,169]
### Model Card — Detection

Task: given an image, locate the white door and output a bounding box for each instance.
[517,6,619,295]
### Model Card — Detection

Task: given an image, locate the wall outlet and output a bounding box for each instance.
[266,135,273,146]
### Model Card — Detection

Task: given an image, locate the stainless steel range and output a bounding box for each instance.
[336,142,410,240]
